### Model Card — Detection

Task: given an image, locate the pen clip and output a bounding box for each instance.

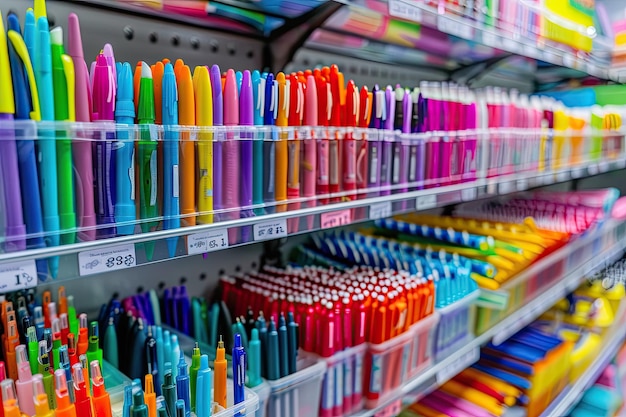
[7,30,41,121]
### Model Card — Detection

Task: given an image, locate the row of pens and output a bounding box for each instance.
[2,2,619,277]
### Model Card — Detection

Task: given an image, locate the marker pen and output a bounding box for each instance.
[77,313,88,356]
[190,343,200,413]
[1,380,19,417]
[195,355,211,417]
[32,374,54,417]
[91,361,112,417]
[161,371,177,417]
[37,340,55,409]
[72,363,93,417]
[54,369,77,417]
[214,336,227,409]
[131,392,148,417]
[175,350,190,417]
[87,321,103,371]
[27,327,38,374]
[14,346,34,416]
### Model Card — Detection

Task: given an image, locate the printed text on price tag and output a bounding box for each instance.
[388,0,422,22]
[436,347,480,384]
[370,202,393,220]
[78,243,137,276]
[187,229,229,255]
[321,209,352,229]
[0,260,38,292]
[416,194,437,211]
[253,219,288,241]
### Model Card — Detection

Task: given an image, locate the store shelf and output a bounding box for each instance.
[349,218,626,417]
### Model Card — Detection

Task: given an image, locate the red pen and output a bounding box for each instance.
[302,75,318,230]
[72,363,93,417]
[314,70,330,205]
[328,66,343,201]
[287,73,303,234]
[42,292,52,328]
[59,314,69,345]
[67,334,78,367]
[343,81,358,202]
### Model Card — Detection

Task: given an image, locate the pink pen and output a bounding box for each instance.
[464,91,478,182]
[429,390,495,417]
[223,69,240,244]
[425,83,442,188]
[67,13,96,241]
[14,346,34,416]
[439,83,452,186]
[302,75,318,230]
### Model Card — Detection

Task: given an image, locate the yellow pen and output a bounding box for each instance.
[275,72,289,213]
[193,65,213,224]
[440,380,504,416]
[552,107,568,171]
[61,55,75,122]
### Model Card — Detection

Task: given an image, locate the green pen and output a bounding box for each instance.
[137,61,158,260]
[104,317,119,368]
[67,295,79,338]
[27,326,39,374]
[190,342,201,413]
[86,321,103,371]
[247,328,262,388]
[161,371,177,417]
[38,340,56,410]
[50,26,76,244]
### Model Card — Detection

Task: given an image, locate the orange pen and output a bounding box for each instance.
[4,321,18,381]
[77,314,88,356]
[90,361,111,417]
[57,287,67,316]
[144,374,156,417]
[274,72,289,213]
[328,66,343,202]
[54,369,77,417]
[1,379,20,417]
[213,336,227,409]
[42,292,51,328]
[152,62,164,125]
[177,64,197,226]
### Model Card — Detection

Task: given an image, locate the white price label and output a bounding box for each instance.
[617,159,626,170]
[588,164,599,175]
[499,181,514,194]
[388,0,422,22]
[571,167,584,178]
[436,347,480,384]
[516,178,528,191]
[437,16,473,39]
[556,171,569,182]
[599,161,609,173]
[461,187,477,201]
[253,219,288,241]
[0,260,38,292]
[416,194,437,211]
[187,228,229,255]
[482,31,498,47]
[370,202,393,220]
[78,243,137,276]
[502,38,518,53]
[523,43,537,57]
[321,209,352,229]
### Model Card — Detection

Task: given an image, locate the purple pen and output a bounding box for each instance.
[410,88,425,191]
[239,70,254,242]
[440,83,453,186]
[465,93,478,182]
[426,83,441,188]
[380,86,395,196]
[367,86,383,197]
[177,286,190,335]
[0,116,26,252]
[393,88,411,209]
[210,65,223,222]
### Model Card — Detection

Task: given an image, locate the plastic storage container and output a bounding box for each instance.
[319,343,367,417]
[433,291,478,362]
[408,312,439,377]
[265,354,327,417]
[250,381,270,417]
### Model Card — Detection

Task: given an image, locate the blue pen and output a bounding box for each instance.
[114,62,137,236]
[33,16,60,278]
[175,350,190,417]
[155,326,164,391]
[162,63,180,257]
[209,65,223,221]
[251,70,265,216]
[7,16,47,280]
[232,333,246,412]
[170,334,180,379]
[23,10,36,59]
[236,71,243,94]
[123,384,133,417]
[263,73,277,214]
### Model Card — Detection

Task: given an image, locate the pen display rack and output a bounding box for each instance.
[433,290,479,362]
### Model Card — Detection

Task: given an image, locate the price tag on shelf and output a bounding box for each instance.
[502,38,519,53]
[370,202,392,220]
[437,16,473,39]
[0,260,38,292]
[78,243,137,276]
[482,31,498,47]
[461,187,477,201]
[571,167,584,179]
[516,178,528,191]
[416,194,437,211]
[321,209,352,229]
[374,400,403,417]
[523,43,537,57]
[499,181,514,194]
[556,171,569,182]
[388,0,422,23]
[253,219,288,241]
[436,347,480,385]
[599,161,609,173]
[588,164,599,176]
[187,229,229,255]
[617,159,626,170]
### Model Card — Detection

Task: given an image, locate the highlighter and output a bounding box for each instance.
[222,69,241,243]
[214,336,227,409]
[72,364,93,417]
[91,361,112,417]
[161,371,177,417]
[14,346,34,416]
[87,321,103,371]
[67,296,79,337]
[193,65,213,225]
[195,355,211,417]
[1,380,19,417]
[144,374,157,417]
[190,343,201,412]
[32,374,54,417]
[54,369,77,417]
[26,327,38,375]
[177,64,196,227]
[175,351,190,417]
[79,355,90,398]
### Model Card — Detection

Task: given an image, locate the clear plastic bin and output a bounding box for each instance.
[319,344,367,417]
[433,291,478,362]
[408,312,439,378]
[249,381,270,417]
[265,354,326,417]
[363,328,414,409]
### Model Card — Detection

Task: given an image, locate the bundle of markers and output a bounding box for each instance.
[4,1,621,276]
[0,287,113,417]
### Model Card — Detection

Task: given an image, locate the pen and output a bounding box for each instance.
[68,333,78,367]
[287,311,298,375]
[79,355,90,399]
[154,326,164,392]
[175,400,185,417]
[0,14,25,254]
[92,52,117,239]
[4,321,17,381]
[114,62,137,236]
[0,380,19,417]
[262,73,277,214]
[277,314,289,378]
[223,69,241,243]
[356,85,371,199]
[214,336,227,409]
[72,364,92,417]
[177,64,196,227]
[137,62,159,260]
[286,73,303,233]
[248,329,262,387]
[51,318,62,369]
[239,70,255,241]
[190,343,200,413]
[145,326,159,397]
[275,72,289,213]
[175,350,190,417]
[193,65,213,225]
[145,374,157,417]
[78,313,88,356]
[37,340,55,409]
[91,361,112,417]
[34,16,60,278]
[26,327,38,374]
[343,80,359,202]
[381,85,395,196]
[32,374,54,417]
[50,26,77,245]
[54,369,76,417]
[267,318,280,380]
[251,70,265,216]
[162,63,180,257]
[195,355,211,417]
[87,321,103,371]
[104,317,118,368]
[14,346,34,416]
[328,66,343,202]
[210,65,224,222]
[232,333,246,411]
[314,69,330,204]
[302,75,318,230]
[60,313,69,345]
[161,371,177,417]
[58,346,74,403]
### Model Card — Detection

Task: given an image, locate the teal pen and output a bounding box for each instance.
[175,400,185,417]
[267,318,280,380]
[123,385,132,417]
[132,391,148,417]
[251,70,265,216]
[155,326,164,391]
[149,290,162,325]
[33,16,60,279]
[104,317,118,368]
[163,330,172,374]
[195,355,211,417]
[286,312,298,375]
[161,371,177,417]
[170,334,180,379]
[158,408,168,417]
[192,300,203,344]
[247,329,262,388]
[277,314,289,378]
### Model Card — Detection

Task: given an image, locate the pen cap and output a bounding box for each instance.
[79,314,88,329]
[133,392,148,417]
[1,379,16,405]
[88,321,99,348]
[90,360,106,395]
[138,62,155,122]
[32,374,51,414]
[71,363,84,388]
[54,369,70,404]
[176,350,187,377]
[175,400,185,417]
[15,346,30,380]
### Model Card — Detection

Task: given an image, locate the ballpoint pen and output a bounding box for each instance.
[0,14,25,254]
[91,361,112,417]
[32,374,54,417]
[193,65,213,225]
[287,73,303,233]
[263,73,277,214]
[72,364,92,417]
[214,336,227,409]
[114,62,137,236]
[232,333,246,412]
[177,64,196,227]
[14,346,34,416]
[34,16,60,278]
[50,27,77,244]
[275,72,289,214]
[195,354,211,417]
[239,70,255,241]
[251,70,265,216]
[175,350,190,417]
[162,63,180,257]
[223,69,241,243]
[137,62,159,260]
[190,343,200,412]
[92,52,117,239]
[302,75,317,230]
[145,374,157,417]
[37,340,55,409]
[210,65,224,222]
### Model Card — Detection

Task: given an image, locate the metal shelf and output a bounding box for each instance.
[349,218,626,417]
